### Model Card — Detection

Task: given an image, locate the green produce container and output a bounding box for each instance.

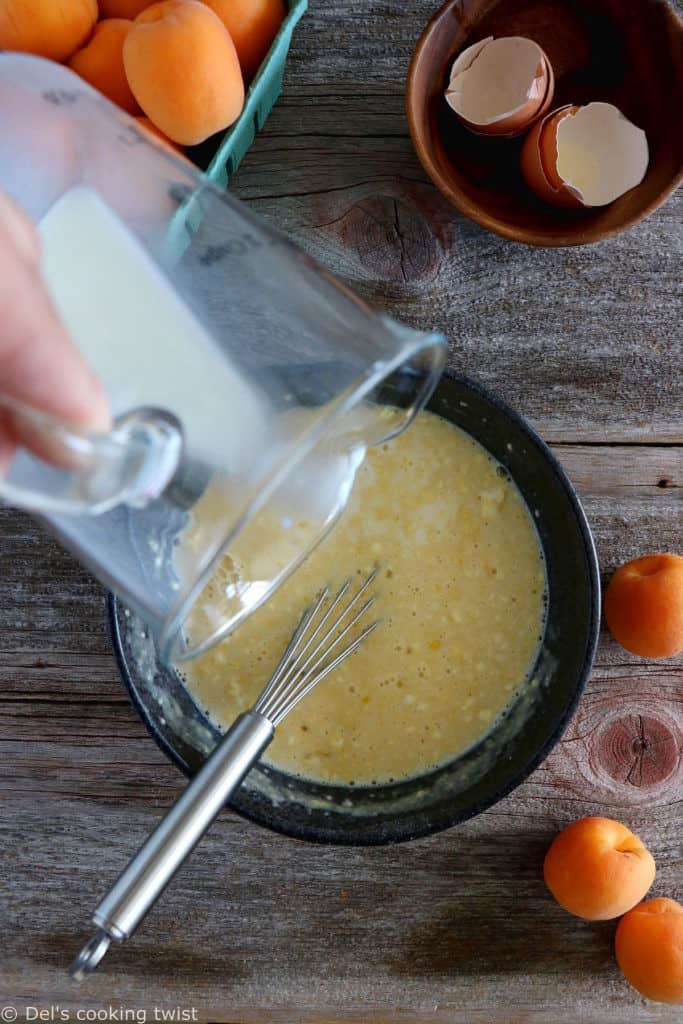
[192,0,307,188]
[163,0,306,258]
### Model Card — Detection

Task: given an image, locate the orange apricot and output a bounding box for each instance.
[135,115,184,153]
[0,0,98,62]
[201,0,286,82]
[69,20,141,115]
[544,817,655,920]
[123,0,244,145]
[604,553,683,658]
[99,0,157,16]
[616,897,683,1004]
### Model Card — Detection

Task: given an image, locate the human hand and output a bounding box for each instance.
[0,192,109,470]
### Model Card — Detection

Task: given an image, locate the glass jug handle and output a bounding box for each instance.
[0,397,183,515]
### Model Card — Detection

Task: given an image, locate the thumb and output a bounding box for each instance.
[0,193,110,433]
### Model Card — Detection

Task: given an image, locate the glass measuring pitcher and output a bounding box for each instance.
[0,54,446,663]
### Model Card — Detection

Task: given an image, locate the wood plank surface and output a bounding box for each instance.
[0,0,681,1021]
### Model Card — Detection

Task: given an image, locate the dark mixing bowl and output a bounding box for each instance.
[110,371,600,845]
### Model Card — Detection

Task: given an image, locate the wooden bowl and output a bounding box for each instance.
[407,0,683,246]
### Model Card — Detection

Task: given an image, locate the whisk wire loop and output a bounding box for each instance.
[255,569,379,724]
[256,587,329,706]
[272,619,379,725]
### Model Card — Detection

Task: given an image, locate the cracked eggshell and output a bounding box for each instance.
[445,35,554,138]
[521,105,583,207]
[521,102,650,208]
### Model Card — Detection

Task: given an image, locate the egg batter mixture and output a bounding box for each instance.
[181,411,546,786]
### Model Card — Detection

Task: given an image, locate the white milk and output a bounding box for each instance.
[39,185,268,474]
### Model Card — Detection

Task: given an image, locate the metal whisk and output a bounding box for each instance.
[70,570,379,980]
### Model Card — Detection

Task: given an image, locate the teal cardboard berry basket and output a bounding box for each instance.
[161,0,306,257]
[186,0,307,187]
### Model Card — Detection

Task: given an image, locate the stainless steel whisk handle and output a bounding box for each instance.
[70,572,379,981]
[70,711,273,980]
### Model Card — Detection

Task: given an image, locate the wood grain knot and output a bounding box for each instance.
[330,195,439,284]
[595,714,679,788]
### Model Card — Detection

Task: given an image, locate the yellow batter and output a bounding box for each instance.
[181,411,546,786]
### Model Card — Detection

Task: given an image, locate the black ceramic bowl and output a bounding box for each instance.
[110,371,600,845]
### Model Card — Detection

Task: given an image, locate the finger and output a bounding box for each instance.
[0,438,15,475]
[0,192,41,267]
[0,245,110,432]
[0,409,16,475]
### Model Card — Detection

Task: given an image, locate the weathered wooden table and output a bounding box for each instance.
[1,2,681,1021]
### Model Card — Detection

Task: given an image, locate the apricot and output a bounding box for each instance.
[544,817,655,920]
[604,553,683,658]
[69,20,141,115]
[201,0,286,81]
[123,0,244,145]
[135,116,183,153]
[0,0,98,62]
[99,0,156,16]
[616,898,683,1004]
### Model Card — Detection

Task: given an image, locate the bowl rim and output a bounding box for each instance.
[405,0,683,247]
[109,368,601,845]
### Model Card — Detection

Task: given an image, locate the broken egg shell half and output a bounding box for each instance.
[445,35,555,138]
[521,102,650,208]
[521,105,584,208]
